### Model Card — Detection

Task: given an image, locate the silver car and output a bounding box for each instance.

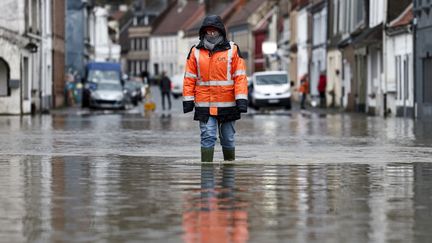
[89,82,126,109]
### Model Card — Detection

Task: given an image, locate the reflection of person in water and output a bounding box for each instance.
[182,165,249,243]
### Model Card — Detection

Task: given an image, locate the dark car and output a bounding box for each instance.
[123,81,142,106]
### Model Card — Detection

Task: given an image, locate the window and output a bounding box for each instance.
[130,61,135,75]
[0,58,10,96]
[30,0,40,33]
[404,57,409,100]
[135,61,141,75]
[144,37,148,50]
[333,0,339,35]
[423,58,432,103]
[137,38,142,50]
[130,38,135,51]
[128,60,132,74]
[396,56,402,100]
[23,57,29,100]
[154,63,159,75]
[142,61,147,71]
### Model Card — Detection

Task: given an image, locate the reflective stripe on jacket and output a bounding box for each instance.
[183,42,248,121]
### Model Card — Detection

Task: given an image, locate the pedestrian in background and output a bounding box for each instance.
[299,75,309,110]
[182,15,248,162]
[318,71,327,108]
[159,71,172,111]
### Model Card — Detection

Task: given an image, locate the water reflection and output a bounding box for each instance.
[1,156,432,242]
[183,164,248,243]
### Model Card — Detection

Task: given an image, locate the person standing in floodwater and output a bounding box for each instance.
[182,15,248,162]
[159,71,172,111]
[299,75,310,110]
[318,71,327,108]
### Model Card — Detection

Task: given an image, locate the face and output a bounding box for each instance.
[204,27,220,37]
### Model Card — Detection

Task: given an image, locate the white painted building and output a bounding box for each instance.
[311,5,327,102]
[150,35,178,77]
[40,0,53,111]
[90,7,120,62]
[297,8,309,83]
[278,16,291,72]
[385,5,414,117]
[149,1,201,78]
[177,33,199,77]
[367,0,385,115]
[0,0,45,114]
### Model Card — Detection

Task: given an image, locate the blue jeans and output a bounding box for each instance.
[199,116,236,149]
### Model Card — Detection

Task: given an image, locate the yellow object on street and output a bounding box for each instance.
[144,101,156,111]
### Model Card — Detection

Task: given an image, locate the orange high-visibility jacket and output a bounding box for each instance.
[182,42,248,122]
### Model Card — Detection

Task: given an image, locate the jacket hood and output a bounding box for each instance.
[199,15,227,40]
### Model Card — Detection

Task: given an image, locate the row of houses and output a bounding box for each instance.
[0,0,65,114]
[0,0,121,114]
[118,0,430,119]
[120,0,279,79]
[1,0,430,119]
[276,0,428,119]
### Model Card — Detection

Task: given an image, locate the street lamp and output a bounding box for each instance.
[24,42,38,53]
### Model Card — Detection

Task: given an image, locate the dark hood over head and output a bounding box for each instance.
[199,15,227,40]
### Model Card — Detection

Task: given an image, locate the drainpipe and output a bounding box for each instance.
[382,0,388,118]
[413,16,417,119]
[20,54,23,115]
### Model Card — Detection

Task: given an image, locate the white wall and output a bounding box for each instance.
[327,50,342,107]
[311,7,327,97]
[297,8,308,81]
[369,0,385,28]
[41,0,53,110]
[150,35,178,77]
[0,0,25,34]
[177,33,198,77]
[312,8,327,47]
[0,39,27,114]
[386,32,414,113]
[92,7,120,62]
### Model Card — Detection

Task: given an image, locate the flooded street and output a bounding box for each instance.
[1,92,432,242]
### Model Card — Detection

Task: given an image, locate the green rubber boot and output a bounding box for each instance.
[201,147,214,162]
[222,147,235,161]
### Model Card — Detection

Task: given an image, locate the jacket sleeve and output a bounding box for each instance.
[232,44,248,113]
[183,46,198,113]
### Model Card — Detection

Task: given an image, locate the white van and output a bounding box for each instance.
[170,73,184,99]
[249,71,291,110]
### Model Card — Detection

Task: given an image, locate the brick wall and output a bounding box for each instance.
[52,0,66,107]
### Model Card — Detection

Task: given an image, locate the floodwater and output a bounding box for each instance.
[1,109,432,242]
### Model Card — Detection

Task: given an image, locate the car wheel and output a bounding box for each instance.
[284,99,292,110]
[82,96,89,108]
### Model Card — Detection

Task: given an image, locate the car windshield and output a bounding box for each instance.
[255,74,288,85]
[124,82,136,90]
[88,70,120,83]
[97,82,122,91]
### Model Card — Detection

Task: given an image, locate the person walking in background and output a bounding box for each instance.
[318,71,327,108]
[299,75,309,110]
[159,71,172,111]
[182,15,248,162]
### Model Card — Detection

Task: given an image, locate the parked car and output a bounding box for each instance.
[123,81,143,106]
[249,71,291,110]
[82,62,123,108]
[170,73,184,99]
[88,82,126,109]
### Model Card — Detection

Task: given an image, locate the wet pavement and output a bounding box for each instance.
[1,87,432,242]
